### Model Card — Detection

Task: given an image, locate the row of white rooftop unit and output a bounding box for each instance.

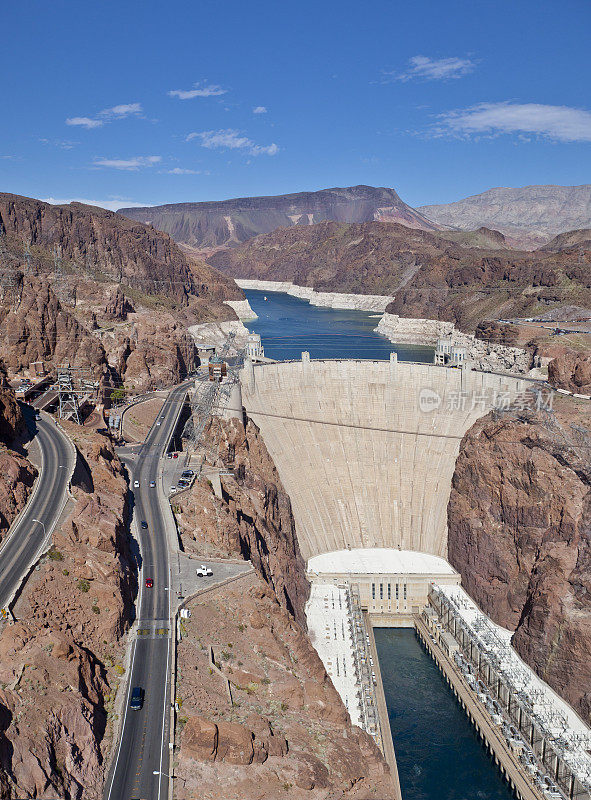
[428,584,591,800]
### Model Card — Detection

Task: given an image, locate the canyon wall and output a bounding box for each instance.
[0,423,134,798]
[208,219,591,330]
[0,365,37,543]
[448,400,591,723]
[175,417,309,624]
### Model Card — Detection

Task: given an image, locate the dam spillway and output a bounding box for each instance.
[240,357,526,561]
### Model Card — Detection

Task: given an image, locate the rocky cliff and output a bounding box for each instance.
[0,423,134,798]
[0,193,242,389]
[175,416,309,625]
[447,398,591,722]
[209,220,591,331]
[118,185,439,249]
[419,184,591,249]
[0,192,241,306]
[548,349,591,393]
[175,575,396,799]
[0,364,36,544]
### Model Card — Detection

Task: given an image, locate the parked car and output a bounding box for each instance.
[145,578,153,588]
[177,479,189,488]
[196,564,213,577]
[130,686,144,710]
[170,485,176,493]
[181,470,194,478]
[172,452,179,459]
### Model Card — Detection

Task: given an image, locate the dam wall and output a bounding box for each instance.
[241,359,527,561]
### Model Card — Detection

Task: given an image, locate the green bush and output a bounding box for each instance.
[48,549,63,561]
[78,579,90,593]
[92,605,100,615]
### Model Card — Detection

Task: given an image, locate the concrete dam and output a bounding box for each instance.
[241,356,526,561]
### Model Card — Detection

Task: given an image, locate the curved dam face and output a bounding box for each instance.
[241,358,526,561]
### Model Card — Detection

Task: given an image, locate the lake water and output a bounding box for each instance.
[375,628,515,800]
[243,289,434,362]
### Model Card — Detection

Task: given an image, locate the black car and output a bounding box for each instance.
[130,686,144,710]
[140,520,148,529]
[181,470,194,478]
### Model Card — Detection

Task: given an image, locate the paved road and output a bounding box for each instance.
[0,413,74,610]
[105,383,188,800]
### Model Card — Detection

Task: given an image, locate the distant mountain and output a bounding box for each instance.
[208,219,591,331]
[419,185,591,249]
[538,227,591,253]
[118,185,440,249]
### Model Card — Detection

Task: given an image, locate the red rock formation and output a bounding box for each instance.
[0,423,134,798]
[176,576,395,799]
[548,349,591,393]
[175,417,309,624]
[208,220,591,331]
[0,362,37,542]
[448,402,591,722]
[0,192,241,307]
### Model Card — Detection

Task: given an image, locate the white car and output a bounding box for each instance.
[133,480,140,488]
[196,565,213,577]
[149,480,156,488]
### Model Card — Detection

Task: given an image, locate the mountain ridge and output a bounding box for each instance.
[419,184,591,249]
[118,184,440,249]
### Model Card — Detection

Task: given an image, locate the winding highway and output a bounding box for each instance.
[0,412,74,610]
[105,383,188,800]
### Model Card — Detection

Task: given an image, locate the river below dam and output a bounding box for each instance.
[375,628,516,800]
[242,289,434,362]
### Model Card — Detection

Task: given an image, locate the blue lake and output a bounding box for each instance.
[243,289,434,362]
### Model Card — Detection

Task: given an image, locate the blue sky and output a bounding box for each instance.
[1,0,590,210]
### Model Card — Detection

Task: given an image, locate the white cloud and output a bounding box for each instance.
[436,101,591,142]
[93,156,162,170]
[41,197,152,212]
[186,128,278,156]
[390,55,475,82]
[100,103,142,118]
[66,116,103,129]
[253,106,267,114]
[168,82,226,100]
[163,167,200,174]
[66,103,142,129]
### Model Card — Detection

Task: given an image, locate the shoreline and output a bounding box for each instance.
[235,278,394,312]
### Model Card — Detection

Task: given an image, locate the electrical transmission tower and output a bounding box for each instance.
[55,365,97,424]
[183,332,245,469]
